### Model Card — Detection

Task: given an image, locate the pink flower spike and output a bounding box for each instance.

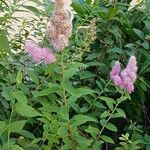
[43,48,56,64]
[110,61,121,80]
[110,56,138,94]
[112,75,124,88]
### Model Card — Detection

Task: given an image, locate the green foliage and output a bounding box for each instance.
[0,0,150,149]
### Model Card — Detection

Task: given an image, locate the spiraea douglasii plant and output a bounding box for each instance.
[0,0,150,149]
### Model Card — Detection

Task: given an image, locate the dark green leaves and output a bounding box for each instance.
[15,102,42,117]
[71,115,97,128]
[133,28,145,40]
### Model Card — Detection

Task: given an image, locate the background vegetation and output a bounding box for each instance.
[0,0,150,149]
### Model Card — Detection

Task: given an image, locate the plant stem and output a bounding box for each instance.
[96,102,119,141]
[7,103,14,149]
[85,80,111,114]
[61,52,67,105]
[95,92,125,141]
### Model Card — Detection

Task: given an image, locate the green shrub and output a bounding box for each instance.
[0,0,150,149]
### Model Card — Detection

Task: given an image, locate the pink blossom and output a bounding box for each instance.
[24,41,56,64]
[42,48,56,64]
[110,56,138,93]
[52,35,69,51]
[110,61,121,79]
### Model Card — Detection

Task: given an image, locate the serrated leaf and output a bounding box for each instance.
[68,95,79,105]
[72,115,97,128]
[64,67,79,80]
[73,88,94,97]
[8,120,26,133]
[32,86,60,98]
[13,91,27,104]
[2,85,14,101]
[85,126,99,139]
[60,106,69,121]
[15,102,42,117]
[26,69,39,84]
[101,135,114,144]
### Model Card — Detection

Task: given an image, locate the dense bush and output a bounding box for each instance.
[0,0,150,149]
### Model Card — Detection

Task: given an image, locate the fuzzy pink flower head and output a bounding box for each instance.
[25,41,42,63]
[24,41,56,64]
[125,56,137,82]
[112,75,124,88]
[42,48,56,64]
[52,34,69,51]
[110,56,138,94]
[110,61,121,79]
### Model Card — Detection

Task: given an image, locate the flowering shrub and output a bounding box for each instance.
[0,0,150,150]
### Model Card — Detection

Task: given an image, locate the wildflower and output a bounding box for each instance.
[120,56,137,93]
[24,41,56,64]
[42,48,56,64]
[110,56,138,93]
[46,0,72,51]
[110,61,124,88]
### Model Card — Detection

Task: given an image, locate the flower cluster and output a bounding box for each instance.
[110,56,138,93]
[46,0,72,51]
[24,41,56,64]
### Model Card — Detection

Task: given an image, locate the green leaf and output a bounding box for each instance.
[2,85,14,101]
[10,145,23,150]
[72,115,97,128]
[100,96,116,104]
[68,96,79,105]
[0,121,6,135]
[0,5,4,12]
[26,69,39,84]
[100,96,116,110]
[71,0,88,16]
[100,111,110,118]
[142,41,149,50]
[106,123,117,132]
[116,108,126,118]
[19,130,35,139]
[108,7,118,19]
[8,120,26,133]
[13,91,27,104]
[101,135,114,144]
[85,126,99,139]
[0,29,9,53]
[107,47,124,54]
[64,67,79,80]
[133,28,145,40]
[16,70,23,84]
[15,102,42,117]
[73,88,94,97]
[32,87,61,98]
[60,106,69,121]
[117,96,128,104]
